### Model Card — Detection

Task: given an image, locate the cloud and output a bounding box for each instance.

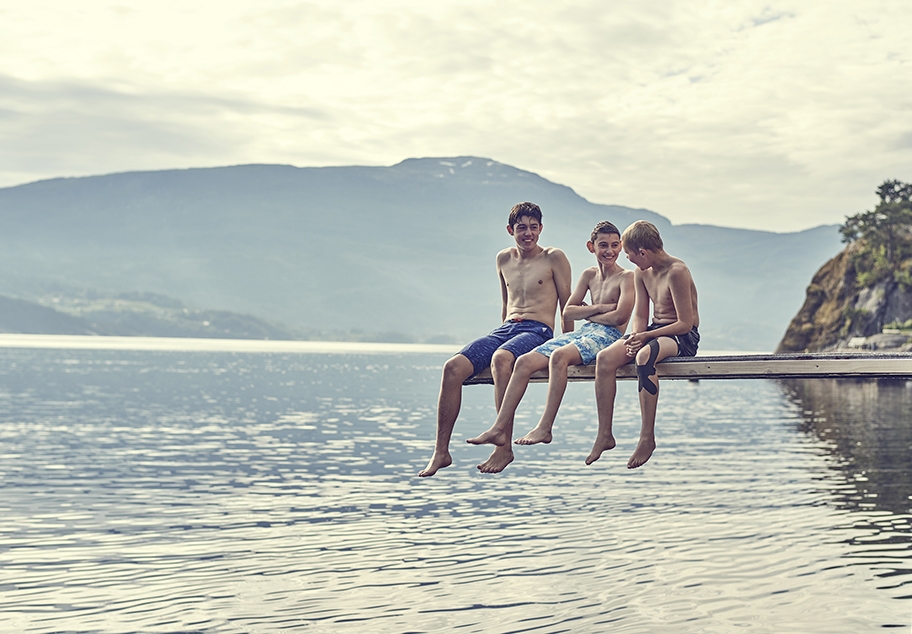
[0,0,910,230]
[0,74,330,181]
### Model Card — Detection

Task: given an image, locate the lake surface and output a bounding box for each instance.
[1,341,911,632]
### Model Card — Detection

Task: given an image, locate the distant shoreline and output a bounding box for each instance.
[0,334,461,354]
[0,333,760,357]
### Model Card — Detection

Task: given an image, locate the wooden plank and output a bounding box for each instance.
[463,352,912,385]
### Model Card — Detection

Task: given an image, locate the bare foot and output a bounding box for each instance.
[418,451,452,477]
[477,446,514,473]
[627,437,656,469]
[466,426,509,446]
[514,426,552,445]
[585,433,616,465]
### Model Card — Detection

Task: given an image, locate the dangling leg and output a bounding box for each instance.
[587,340,630,465]
[419,354,475,476]
[516,344,581,445]
[628,337,678,469]
[468,351,548,446]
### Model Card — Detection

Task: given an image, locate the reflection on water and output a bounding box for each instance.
[781,378,912,515]
[1,350,911,632]
[782,378,912,601]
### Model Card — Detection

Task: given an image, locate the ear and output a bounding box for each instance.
[587,241,595,253]
[506,224,515,235]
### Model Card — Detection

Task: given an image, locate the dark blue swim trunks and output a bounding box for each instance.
[458,319,554,377]
[646,323,700,357]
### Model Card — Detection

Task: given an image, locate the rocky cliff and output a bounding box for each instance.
[777,243,912,352]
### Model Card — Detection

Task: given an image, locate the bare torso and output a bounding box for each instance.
[641,257,699,328]
[583,265,634,331]
[588,266,626,307]
[498,246,571,330]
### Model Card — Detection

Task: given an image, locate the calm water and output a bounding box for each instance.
[1,345,911,633]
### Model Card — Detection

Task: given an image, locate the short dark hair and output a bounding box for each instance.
[590,221,621,243]
[508,202,542,227]
[622,221,664,252]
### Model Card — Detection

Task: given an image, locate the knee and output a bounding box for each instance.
[491,350,515,375]
[442,356,472,384]
[635,347,651,366]
[595,348,615,372]
[514,354,537,376]
[635,340,660,367]
[549,351,570,371]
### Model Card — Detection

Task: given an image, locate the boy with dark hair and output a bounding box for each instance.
[465,221,634,471]
[418,202,573,477]
[587,220,700,469]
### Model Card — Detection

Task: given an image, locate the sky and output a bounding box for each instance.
[1,0,910,232]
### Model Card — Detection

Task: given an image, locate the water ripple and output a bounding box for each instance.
[0,350,911,632]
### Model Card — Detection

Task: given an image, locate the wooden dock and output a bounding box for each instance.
[463,352,912,385]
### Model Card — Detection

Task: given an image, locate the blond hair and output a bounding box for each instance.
[622,221,663,252]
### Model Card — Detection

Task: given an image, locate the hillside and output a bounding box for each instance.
[777,247,912,352]
[0,157,843,350]
[778,181,912,352]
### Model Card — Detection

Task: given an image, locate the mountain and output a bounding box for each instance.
[0,157,843,351]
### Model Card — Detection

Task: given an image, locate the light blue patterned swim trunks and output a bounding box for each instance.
[532,322,624,365]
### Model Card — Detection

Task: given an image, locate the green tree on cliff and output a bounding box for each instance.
[840,179,912,287]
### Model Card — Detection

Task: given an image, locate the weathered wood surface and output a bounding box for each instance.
[463,352,912,385]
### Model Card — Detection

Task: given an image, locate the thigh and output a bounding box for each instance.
[676,328,700,357]
[638,336,680,365]
[458,328,510,377]
[499,330,551,359]
[597,337,634,369]
[577,324,623,365]
[516,350,551,373]
[551,343,583,366]
[532,330,576,360]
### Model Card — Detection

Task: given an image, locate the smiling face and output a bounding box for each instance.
[507,214,542,252]
[588,232,622,267]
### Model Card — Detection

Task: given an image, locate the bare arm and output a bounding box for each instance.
[586,272,635,329]
[622,273,653,356]
[552,250,574,333]
[561,269,598,321]
[629,270,650,334]
[498,255,509,323]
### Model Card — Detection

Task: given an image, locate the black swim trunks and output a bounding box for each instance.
[645,323,700,357]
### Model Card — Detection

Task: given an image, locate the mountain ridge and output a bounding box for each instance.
[0,157,843,350]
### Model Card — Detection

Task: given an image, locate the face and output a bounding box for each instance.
[588,232,622,266]
[507,215,542,251]
[624,246,650,270]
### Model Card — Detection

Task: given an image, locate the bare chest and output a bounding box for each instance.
[503,259,554,297]
[590,276,622,304]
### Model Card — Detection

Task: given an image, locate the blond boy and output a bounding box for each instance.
[587,220,700,469]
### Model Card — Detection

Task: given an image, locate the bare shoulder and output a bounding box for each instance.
[540,246,568,260]
[669,258,694,280]
[616,267,635,281]
[496,247,516,266]
[580,265,599,279]
[541,246,570,272]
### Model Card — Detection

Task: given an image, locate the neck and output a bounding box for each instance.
[517,244,543,259]
[649,251,674,271]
